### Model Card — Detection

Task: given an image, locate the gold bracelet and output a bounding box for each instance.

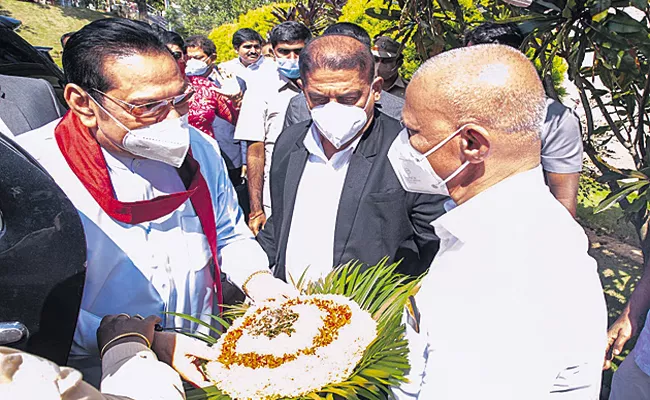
[100,332,151,359]
[242,270,272,297]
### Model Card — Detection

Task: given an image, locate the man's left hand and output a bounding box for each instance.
[152,332,219,388]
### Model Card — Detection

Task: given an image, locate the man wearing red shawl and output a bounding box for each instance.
[18,18,293,387]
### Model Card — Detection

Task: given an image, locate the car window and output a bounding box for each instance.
[0,33,36,65]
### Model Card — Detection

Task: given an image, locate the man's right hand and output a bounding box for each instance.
[248,211,266,236]
[97,314,160,357]
[604,312,638,370]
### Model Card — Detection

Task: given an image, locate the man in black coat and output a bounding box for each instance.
[256,34,447,283]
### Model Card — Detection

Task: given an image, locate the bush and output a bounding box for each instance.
[209,3,290,63]
[338,0,418,79]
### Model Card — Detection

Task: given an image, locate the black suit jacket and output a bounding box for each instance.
[257,111,447,279]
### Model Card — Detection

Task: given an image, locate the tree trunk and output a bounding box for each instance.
[136,0,147,18]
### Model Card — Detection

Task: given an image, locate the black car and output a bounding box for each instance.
[0,16,85,365]
[0,15,66,106]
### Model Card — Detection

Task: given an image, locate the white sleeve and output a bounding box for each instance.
[541,100,583,174]
[233,88,267,143]
[100,342,185,400]
[392,309,429,400]
[212,146,270,287]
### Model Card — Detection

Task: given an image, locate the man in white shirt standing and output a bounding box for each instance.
[390,44,607,399]
[18,18,293,387]
[234,21,312,235]
[218,28,274,89]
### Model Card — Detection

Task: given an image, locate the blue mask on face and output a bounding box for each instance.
[276,58,300,79]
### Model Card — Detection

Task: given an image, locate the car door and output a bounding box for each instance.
[0,133,86,365]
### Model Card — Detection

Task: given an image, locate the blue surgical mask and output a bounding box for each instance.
[276,58,300,79]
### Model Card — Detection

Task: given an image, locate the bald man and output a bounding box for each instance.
[390,45,606,399]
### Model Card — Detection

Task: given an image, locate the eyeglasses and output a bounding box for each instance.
[171,51,184,60]
[90,87,194,118]
[275,47,303,57]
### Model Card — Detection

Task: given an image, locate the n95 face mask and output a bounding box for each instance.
[91,96,190,168]
[388,127,469,196]
[310,91,372,149]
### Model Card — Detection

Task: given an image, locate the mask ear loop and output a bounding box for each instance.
[418,124,471,161]
[88,93,132,134]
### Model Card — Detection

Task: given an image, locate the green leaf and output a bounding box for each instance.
[592,9,610,22]
[595,181,650,213]
[592,0,611,14]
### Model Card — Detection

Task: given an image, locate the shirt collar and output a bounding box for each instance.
[386,76,407,92]
[238,55,265,70]
[277,73,301,93]
[304,125,362,170]
[431,166,546,242]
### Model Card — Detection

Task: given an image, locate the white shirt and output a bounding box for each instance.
[0,116,12,137]
[233,71,301,215]
[284,126,361,284]
[18,119,269,377]
[394,166,607,400]
[219,56,275,87]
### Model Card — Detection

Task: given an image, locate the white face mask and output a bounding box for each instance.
[310,91,372,149]
[388,126,470,196]
[185,58,210,76]
[90,96,190,168]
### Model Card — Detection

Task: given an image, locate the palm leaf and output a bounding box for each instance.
[179,260,419,400]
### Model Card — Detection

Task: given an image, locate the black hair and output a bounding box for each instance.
[323,22,371,48]
[300,35,374,84]
[162,31,186,52]
[463,22,524,49]
[60,31,76,47]
[62,18,170,96]
[232,28,263,49]
[185,35,216,57]
[269,21,312,48]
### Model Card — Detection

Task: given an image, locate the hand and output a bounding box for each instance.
[248,211,266,236]
[604,312,638,370]
[244,272,298,303]
[213,67,242,99]
[97,314,160,356]
[152,331,219,388]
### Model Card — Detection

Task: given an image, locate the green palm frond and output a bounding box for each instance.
[182,259,420,400]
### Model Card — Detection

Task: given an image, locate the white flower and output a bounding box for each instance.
[204,294,377,400]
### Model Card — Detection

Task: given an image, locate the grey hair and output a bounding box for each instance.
[413,44,546,143]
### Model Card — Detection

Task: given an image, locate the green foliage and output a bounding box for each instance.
[183,260,420,400]
[272,0,347,35]
[209,3,288,63]
[167,0,279,37]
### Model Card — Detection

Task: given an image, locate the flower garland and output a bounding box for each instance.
[204,294,377,400]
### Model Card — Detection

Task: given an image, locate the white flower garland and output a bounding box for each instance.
[204,294,377,400]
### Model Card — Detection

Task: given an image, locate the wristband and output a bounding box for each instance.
[242,270,272,297]
[249,211,265,221]
[100,332,151,359]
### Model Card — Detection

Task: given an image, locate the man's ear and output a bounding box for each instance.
[459,124,490,163]
[372,77,383,100]
[64,84,98,129]
[397,55,404,68]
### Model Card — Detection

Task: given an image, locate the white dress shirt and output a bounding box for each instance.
[18,120,270,383]
[233,70,301,216]
[394,166,607,400]
[218,56,275,87]
[284,126,362,284]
